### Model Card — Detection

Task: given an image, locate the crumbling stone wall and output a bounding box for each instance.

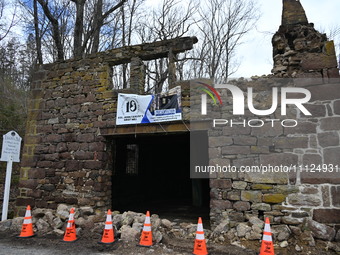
[17,37,197,216]
[207,78,340,243]
[15,0,340,246]
[207,0,340,244]
[272,0,339,80]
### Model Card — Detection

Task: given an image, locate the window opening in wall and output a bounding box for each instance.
[144,59,169,94]
[126,144,138,176]
[112,63,130,90]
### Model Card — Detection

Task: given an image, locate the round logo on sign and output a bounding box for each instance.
[122,98,139,114]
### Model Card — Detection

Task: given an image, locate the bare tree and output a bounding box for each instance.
[0,0,17,42]
[20,0,127,61]
[327,25,340,66]
[137,0,197,93]
[36,0,66,60]
[188,0,260,82]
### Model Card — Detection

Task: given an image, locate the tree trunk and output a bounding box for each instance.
[33,0,43,64]
[91,0,103,54]
[37,0,64,60]
[73,0,86,58]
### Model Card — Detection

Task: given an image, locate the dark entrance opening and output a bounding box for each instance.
[111,131,209,223]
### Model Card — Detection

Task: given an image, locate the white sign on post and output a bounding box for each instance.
[1,131,22,163]
[1,131,22,221]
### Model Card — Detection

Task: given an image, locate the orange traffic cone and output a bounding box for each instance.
[63,208,77,242]
[17,205,35,238]
[138,211,153,247]
[99,209,115,244]
[193,217,208,255]
[259,217,275,255]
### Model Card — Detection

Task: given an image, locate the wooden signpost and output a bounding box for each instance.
[0,131,22,221]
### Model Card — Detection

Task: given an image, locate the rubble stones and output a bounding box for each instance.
[280,241,289,248]
[56,204,70,220]
[272,225,291,241]
[336,230,340,242]
[233,201,251,212]
[306,219,336,241]
[10,217,24,232]
[212,221,229,237]
[120,225,139,241]
[251,203,271,212]
[248,217,264,229]
[236,223,251,237]
[36,218,52,234]
[161,219,172,229]
[0,220,12,232]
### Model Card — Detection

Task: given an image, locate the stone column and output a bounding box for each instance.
[168,48,177,89]
[130,57,145,94]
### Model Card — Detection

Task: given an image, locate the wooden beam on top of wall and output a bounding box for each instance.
[100,121,211,136]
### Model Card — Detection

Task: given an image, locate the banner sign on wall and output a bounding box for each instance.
[116,86,182,125]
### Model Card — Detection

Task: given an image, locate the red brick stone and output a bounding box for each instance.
[331,186,340,207]
[301,53,337,70]
[27,189,43,198]
[19,179,38,189]
[47,203,58,209]
[334,100,340,115]
[210,199,233,210]
[209,137,233,147]
[35,200,48,208]
[44,153,59,161]
[327,68,340,79]
[302,154,322,166]
[83,160,103,170]
[16,197,36,207]
[251,122,283,137]
[28,169,46,179]
[41,184,55,191]
[89,142,105,152]
[303,104,327,117]
[74,151,93,160]
[45,169,56,177]
[309,84,340,101]
[320,117,340,131]
[318,132,339,147]
[77,133,95,142]
[37,161,53,168]
[274,137,308,149]
[313,209,340,224]
[21,157,37,167]
[63,133,76,142]
[301,171,340,184]
[50,176,60,184]
[324,148,340,165]
[45,134,62,143]
[233,201,250,211]
[65,160,81,171]
[284,122,317,135]
[222,146,250,155]
[260,153,298,166]
[210,179,232,189]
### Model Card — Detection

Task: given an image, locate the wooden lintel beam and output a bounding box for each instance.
[100,121,210,136]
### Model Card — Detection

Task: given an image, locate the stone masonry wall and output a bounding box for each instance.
[17,37,197,216]
[207,77,340,242]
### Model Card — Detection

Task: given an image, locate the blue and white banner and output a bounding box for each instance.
[116,86,182,125]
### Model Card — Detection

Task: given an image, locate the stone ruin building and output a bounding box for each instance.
[14,0,340,246]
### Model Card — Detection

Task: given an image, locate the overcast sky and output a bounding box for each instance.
[144,0,340,78]
[8,0,339,78]
[229,0,340,78]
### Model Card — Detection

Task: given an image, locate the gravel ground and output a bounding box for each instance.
[0,234,257,255]
[0,233,338,255]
